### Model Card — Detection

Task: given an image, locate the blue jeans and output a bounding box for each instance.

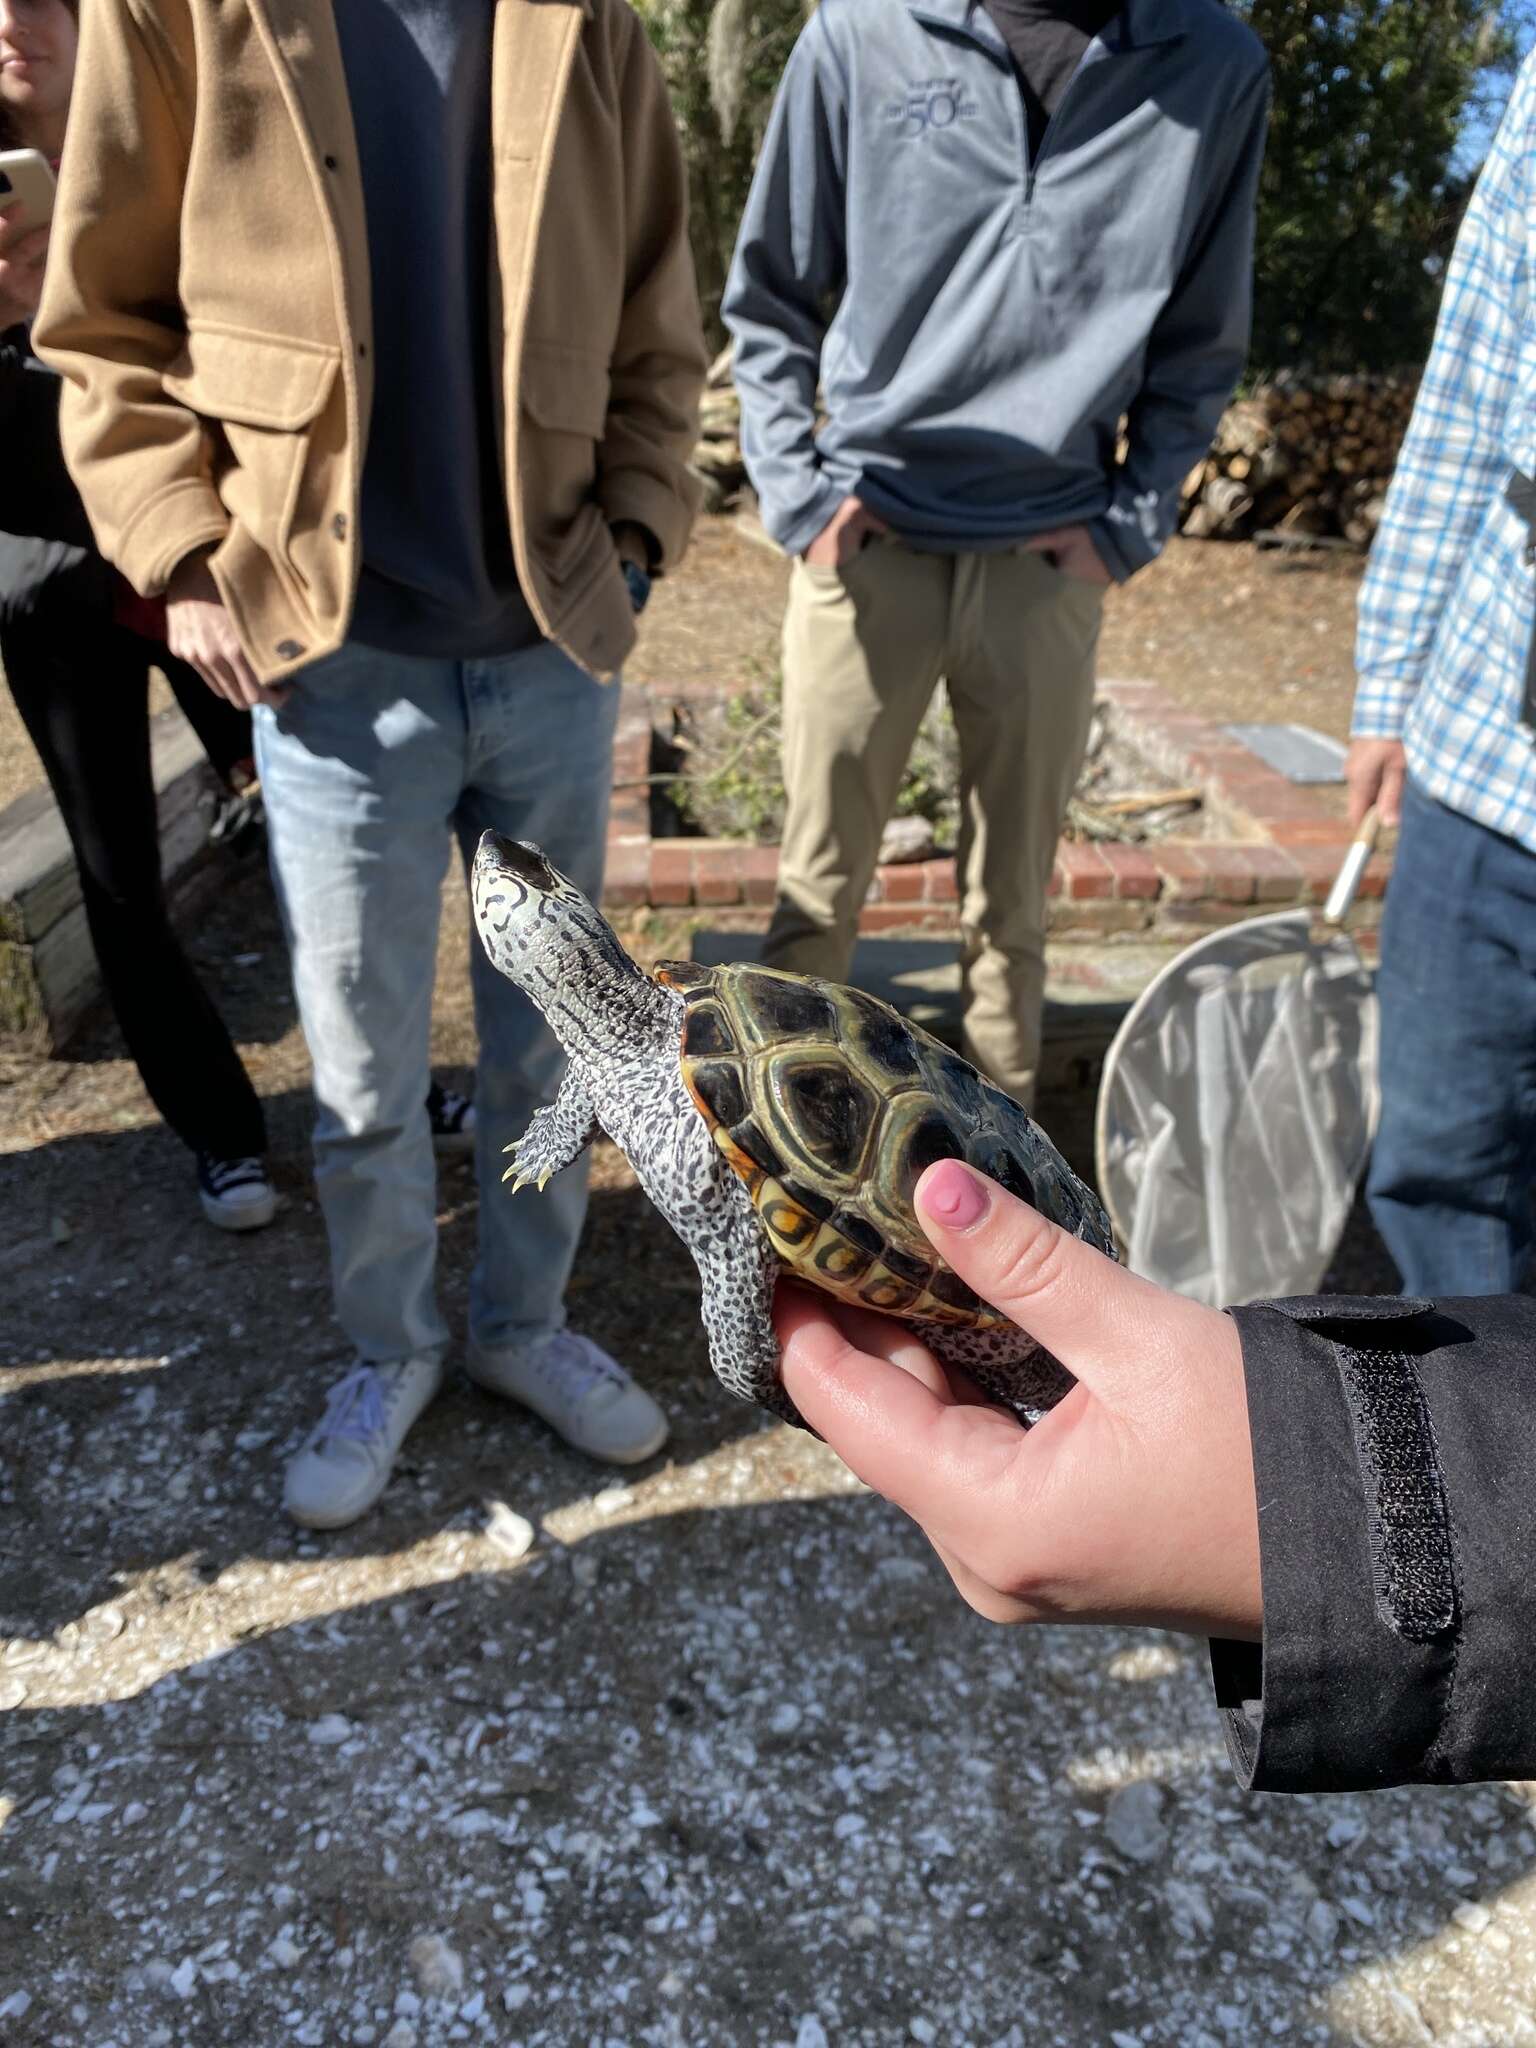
[253,640,619,1364]
[1367,778,1536,1295]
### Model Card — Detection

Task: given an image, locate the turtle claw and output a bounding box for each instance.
[536,1167,553,1192]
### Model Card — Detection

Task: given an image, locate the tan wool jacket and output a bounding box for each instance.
[34,0,707,684]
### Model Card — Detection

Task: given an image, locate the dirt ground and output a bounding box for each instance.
[11,523,1536,2048]
[0,526,1367,815]
[627,521,1368,742]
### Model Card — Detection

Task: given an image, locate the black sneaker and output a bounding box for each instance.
[427,1081,477,1156]
[207,786,266,853]
[197,1153,277,1232]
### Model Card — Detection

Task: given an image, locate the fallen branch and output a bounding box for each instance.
[613,708,779,792]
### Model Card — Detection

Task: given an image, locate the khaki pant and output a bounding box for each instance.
[764,541,1103,1107]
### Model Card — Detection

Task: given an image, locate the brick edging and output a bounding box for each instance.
[603,678,1389,934]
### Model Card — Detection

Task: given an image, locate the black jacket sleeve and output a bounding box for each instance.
[1211,1292,1536,1794]
[0,339,96,551]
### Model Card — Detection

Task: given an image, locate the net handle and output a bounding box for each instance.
[1323,806,1381,927]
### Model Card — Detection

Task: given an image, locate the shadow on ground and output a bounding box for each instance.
[4,1480,1535,2047]
[0,1141,770,1639]
[9,833,1514,2048]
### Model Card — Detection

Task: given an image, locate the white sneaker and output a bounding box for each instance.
[283,1355,443,1529]
[465,1330,668,1466]
[197,1152,277,1232]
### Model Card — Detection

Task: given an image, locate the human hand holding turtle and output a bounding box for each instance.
[472,833,1114,1427]
[779,1156,1262,1642]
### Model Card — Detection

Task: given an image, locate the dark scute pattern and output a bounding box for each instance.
[936,1054,988,1129]
[831,1208,885,1258]
[743,973,837,1042]
[896,1112,964,1206]
[814,1238,872,1284]
[973,1141,1038,1212]
[779,1175,835,1224]
[843,988,922,1079]
[881,1244,932,1287]
[683,1002,736,1060]
[928,1267,984,1313]
[729,1117,779,1177]
[860,1275,921,1313]
[780,1062,877,1175]
[762,1196,816,1248]
[690,1060,749,1133]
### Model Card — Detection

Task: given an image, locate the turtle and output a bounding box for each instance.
[470,831,1116,1428]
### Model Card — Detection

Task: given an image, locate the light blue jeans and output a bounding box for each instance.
[253,639,619,1365]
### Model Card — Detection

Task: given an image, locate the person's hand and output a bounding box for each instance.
[1023,524,1115,587]
[166,549,290,710]
[0,205,49,328]
[803,495,889,570]
[1345,737,1406,831]
[611,521,653,574]
[777,1158,1261,1641]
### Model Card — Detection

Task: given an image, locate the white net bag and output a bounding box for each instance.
[1094,909,1379,1307]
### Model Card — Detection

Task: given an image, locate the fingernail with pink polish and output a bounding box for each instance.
[917,1158,988,1231]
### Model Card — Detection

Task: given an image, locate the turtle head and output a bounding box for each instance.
[472,831,657,1057]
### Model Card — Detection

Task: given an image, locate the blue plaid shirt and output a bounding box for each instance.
[1354,54,1536,852]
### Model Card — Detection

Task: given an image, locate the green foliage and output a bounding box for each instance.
[639,0,1535,371]
[1233,1,1521,372]
[673,672,787,842]
[893,693,960,846]
[674,668,959,846]
[633,0,809,336]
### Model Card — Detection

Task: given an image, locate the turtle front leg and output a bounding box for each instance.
[696,1185,806,1431]
[916,1321,1077,1423]
[503,1064,599,1193]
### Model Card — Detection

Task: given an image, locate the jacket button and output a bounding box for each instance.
[276,639,305,660]
[331,512,348,541]
[323,153,340,171]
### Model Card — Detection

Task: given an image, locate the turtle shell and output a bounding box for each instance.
[654,960,1115,1329]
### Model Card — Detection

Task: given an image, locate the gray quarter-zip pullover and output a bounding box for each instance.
[722,0,1268,576]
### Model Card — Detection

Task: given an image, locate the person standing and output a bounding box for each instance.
[1349,53,1536,1299]
[0,0,274,1232]
[724,0,1268,1107]
[36,0,707,1525]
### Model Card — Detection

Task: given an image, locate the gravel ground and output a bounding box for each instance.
[5,523,1531,2046]
[6,843,1536,2048]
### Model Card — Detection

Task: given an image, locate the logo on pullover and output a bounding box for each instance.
[885,78,980,135]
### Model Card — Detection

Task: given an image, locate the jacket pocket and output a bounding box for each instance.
[518,342,612,591]
[163,324,340,579]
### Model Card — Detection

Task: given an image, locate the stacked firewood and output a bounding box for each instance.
[691,346,749,512]
[690,355,1419,549]
[1177,373,1418,548]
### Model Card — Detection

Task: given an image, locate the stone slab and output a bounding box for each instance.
[1223,722,1348,785]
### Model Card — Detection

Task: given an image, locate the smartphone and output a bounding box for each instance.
[0,149,57,227]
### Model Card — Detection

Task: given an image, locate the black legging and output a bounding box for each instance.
[162,649,257,792]
[4,613,266,1160]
